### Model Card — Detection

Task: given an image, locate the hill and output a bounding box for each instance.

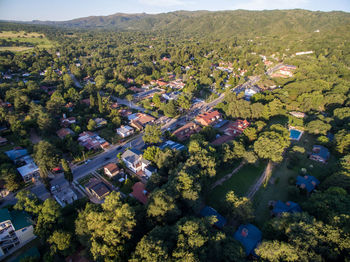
[28,9,350,37]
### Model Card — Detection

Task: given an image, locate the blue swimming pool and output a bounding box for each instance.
[290,129,303,140]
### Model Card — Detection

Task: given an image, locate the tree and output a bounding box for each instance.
[306,120,332,135]
[48,231,73,256]
[143,124,162,144]
[163,100,178,118]
[61,159,73,183]
[14,190,41,215]
[35,199,62,239]
[243,127,257,142]
[143,146,161,163]
[256,241,302,262]
[222,191,254,223]
[152,93,162,108]
[76,192,136,261]
[34,141,60,177]
[65,88,80,103]
[87,119,96,131]
[97,92,103,114]
[4,171,22,192]
[89,93,95,108]
[254,131,290,162]
[95,75,106,89]
[63,74,73,88]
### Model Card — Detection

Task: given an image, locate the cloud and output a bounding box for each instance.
[232,0,310,10]
[138,0,191,7]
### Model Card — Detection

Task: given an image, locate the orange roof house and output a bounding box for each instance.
[172,122,201,141]
[195,110,221,126]
[131,182,148,204]
[104,163,121,178]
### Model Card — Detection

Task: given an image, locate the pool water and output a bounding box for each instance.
[290,129,303,140]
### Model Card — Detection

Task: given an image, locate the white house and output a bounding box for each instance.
[0,209,35,258]
[121,149,156,178]
[116,125,134,138]
[16,157,39,183]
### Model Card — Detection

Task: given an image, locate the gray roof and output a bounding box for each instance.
[122,149,142,164]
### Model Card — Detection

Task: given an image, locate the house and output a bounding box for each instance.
[200,206,227,229]
[118,108,133,117]
[129,113,156,130]
[78,132,106,150]
[5,148,29,163]
[289,111,305,118]
[0,137,8,146]
[52,187,78,207]
[94,118,107,128]
[56,128,74,139]
[272,201,302,217]
[131,182,148,204]
[195,110,221,126]
[61,116,76,126]
[223,120,250,136]
[116,125,134,138]
[64,102,74,112]
[85,178,111,201]
[17,161,39,183]
[310,145,330,163]
[104,163,121,178]
[234,224,262,256]
[296,175,320,193]
[173,122,201,141]
[121,149,156,178]
[244,86,260,100]
[0,209,36,259]
[162,92,180,101]
[110,102,119,109]
[159,140,186,151]
[130,121,143,131]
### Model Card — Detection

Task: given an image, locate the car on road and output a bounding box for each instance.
[104,156,111,160]
[116,146,122,150]
[85,159,91,164]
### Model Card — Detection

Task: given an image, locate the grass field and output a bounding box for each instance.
[206,162,266,210]
[0,30,54,51]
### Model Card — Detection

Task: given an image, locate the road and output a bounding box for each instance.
[111,95,145,112]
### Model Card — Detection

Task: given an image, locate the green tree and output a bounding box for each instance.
[48,230,73,256]
[143,146,161,163]
[87,119,96,131]
[143,124,162,144]
[34,141,60,177]
[63,74,73,88]
[222,191,254,223]
[97,92,103,113]
[35,199,62,239]
[14,190,41,215]
[306,120,332,135]
[256,241,302,262]
[61,159,73,183]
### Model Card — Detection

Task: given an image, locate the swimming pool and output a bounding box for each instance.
[290,129,303,141]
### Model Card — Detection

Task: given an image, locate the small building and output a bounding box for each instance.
[94,118,107,128]
[289,111,305,118]
[116,125,134,138]
[85,178,111,201]
[195,110,221,126]
[222,120,250,137]
[162,92,180,101]
[309,145,330,163]
[61,116,76,126]
[52,187,78,207]
[56,128,75,139]
[172,122,201,141]
[78,132,107,151]
[0,137,8,146]
[104,163,121,178]
[296,175,320,193]
[272,201,302,217]
[200,206,227,229]
[5,148,29,164]
[234,224,262,256]
[121,149,156,178]
[0,209,35,258]
[131,182,148,204]
[17,162,39,183]
[159,140,186,151]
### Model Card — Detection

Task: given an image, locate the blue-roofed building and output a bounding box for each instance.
[159,140,186,151]
[200,206,227,229]
[296,175,320,193]
[272,201,302,216]
[234,224,262,256]
[5,148,28,163]
[213,119,229,129]
[309,145,330,163]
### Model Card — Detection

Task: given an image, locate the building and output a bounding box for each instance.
[195,110,221,126]
[0,137,7,146]
[296,175,320,193]
[121,149,156,178]
[5,148,28,164]
[61,116,76,126]
[78,132,107,150]
[85,178,111,201]
[116,125,134,138]
[159,140,186,151]
[172,122,201,141]
[162,92,180,101]
[52,187,78,207]
[309,145,330,163]
[234,224,262,256]
[289,111,305,118]
[0,209,35,258]
[222,120,250,136]
[17,161,39,183]
[131,182,148,204]
[272,201,302,217]
[94,118,107,128]
[244,86,260,100]
[56,128,75,139]
[200,206,227,229]
[104,163,121,178]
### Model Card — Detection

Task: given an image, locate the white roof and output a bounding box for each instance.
[17,163,39,177]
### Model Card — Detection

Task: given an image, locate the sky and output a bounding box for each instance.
[0,0,349,21]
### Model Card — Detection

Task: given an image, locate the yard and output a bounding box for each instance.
[206,162,266,210]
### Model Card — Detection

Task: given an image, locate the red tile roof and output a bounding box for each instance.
[195,110,221,126]
[172,122,201,141]
[131,182,148,204]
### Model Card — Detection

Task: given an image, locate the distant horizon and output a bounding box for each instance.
[0,0,349,22]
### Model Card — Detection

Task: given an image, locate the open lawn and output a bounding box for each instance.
[206,162,266,210]
[0,30,54,51]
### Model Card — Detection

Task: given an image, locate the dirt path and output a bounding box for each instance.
[211,160,245,190]
[246,161,275,199]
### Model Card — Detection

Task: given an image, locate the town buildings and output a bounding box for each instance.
[172,122,201,141]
